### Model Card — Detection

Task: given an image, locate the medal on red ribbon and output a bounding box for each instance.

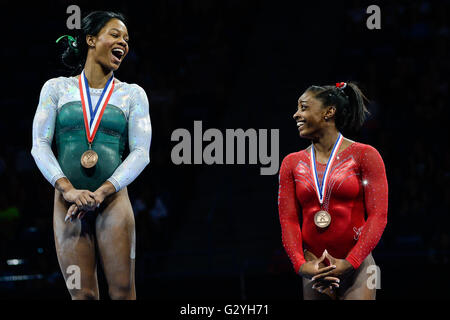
[79,70,115,168]
[310,133,344,228]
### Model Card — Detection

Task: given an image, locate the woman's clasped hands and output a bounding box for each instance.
[299,249,354,297]
[62,188,105,222]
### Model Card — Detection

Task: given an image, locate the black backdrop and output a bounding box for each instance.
[0,0,449,300]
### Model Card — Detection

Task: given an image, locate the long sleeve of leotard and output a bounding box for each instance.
[345,145,388,269]
[107,84,152,191]
[31,79,67,186]
[278,154,306,273]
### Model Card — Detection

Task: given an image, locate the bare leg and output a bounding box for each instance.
[53,189,99,300]
[337,254,377,300]
[95,188,136,300]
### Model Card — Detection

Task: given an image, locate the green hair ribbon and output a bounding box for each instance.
[56,35,79,54]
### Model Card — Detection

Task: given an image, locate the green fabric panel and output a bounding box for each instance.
[55,101,128,191]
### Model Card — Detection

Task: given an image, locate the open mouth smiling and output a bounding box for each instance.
[111,48,125,62]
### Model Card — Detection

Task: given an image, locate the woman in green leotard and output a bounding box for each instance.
[31,11,152,300]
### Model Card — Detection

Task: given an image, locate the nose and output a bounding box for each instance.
[293,109,300,120]
[117,37,128,48]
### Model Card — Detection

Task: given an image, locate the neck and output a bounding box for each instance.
[83,59,113,89]
[311,127,340,155]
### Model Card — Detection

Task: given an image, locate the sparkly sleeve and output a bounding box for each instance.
[345,145,388,269]
[31,79,67,187]
[107,84,152,191]
[278,154,306,273]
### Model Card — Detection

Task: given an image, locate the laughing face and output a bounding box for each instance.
[86,18,129,71]
[293,90,330,138]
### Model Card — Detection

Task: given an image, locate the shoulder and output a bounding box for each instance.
[351,142,385,164]
[116,80,148,98]
[351,141,381,154]
[40,76,76,93]
[281,149,308,168]
[41,76,70,89]
[39,76,75,102]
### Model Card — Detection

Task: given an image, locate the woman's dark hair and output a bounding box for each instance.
[59,11,127,72]
[306,82,370,134]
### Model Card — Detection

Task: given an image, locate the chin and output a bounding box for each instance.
[298,130,311,139]
[102,58,121,70]
[110,63,121,71]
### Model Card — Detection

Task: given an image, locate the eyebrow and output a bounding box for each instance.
[111,28,129,37]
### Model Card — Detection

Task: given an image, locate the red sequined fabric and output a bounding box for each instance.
[278,142,388,271]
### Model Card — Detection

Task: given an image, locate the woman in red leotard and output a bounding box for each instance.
[278,82,388,300]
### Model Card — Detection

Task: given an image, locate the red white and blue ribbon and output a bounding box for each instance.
[310,133,344,204]
[79,70,115,144]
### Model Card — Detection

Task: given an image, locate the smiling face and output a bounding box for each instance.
[293,90,332,138]
[86,18,129,71]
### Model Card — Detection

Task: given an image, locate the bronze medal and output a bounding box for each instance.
[81,149,98,168]
[314,210,331,228]
[79,70,114,170]
[310,133,344,230]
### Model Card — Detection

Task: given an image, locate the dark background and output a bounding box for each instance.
[0,0,449,300]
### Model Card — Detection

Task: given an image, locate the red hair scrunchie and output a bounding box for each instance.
[336,82,347,89]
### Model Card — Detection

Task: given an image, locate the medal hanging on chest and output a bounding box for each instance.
[310,133,344,228]
[79,70,115,169]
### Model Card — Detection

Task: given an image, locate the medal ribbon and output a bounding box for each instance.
[310,133,344,204]
[79,70,115,144]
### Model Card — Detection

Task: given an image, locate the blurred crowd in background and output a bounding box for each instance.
[0,0,448,299]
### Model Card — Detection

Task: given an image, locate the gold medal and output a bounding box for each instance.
[81,149,98,168]
[314,210,331,228]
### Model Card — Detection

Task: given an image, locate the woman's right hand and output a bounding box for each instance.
[62,188,97,212]
[300,250,341,296]
[299,249,337,279]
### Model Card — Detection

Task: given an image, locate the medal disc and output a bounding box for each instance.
[79,70,114,169]
[314,210,331,228]
[81,149,98,168]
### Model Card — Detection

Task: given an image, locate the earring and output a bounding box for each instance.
[324,116,328,120]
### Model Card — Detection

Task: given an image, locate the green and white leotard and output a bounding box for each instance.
[32,76,152,192]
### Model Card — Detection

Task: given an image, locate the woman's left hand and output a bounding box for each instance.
[64,189,103,222]
[65,203,89,222]
[311,251,354,292]
[65,192,100,221]
[64,182,116,222]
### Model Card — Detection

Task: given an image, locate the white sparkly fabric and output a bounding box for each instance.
[31,76,152,191]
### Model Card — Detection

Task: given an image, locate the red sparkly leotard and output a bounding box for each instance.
[278,142,388,272]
